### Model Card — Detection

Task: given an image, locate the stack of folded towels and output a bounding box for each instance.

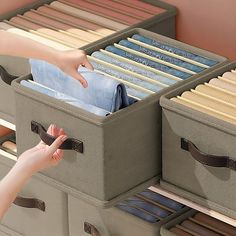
[170,69,236,125]
[23,33,219,116]
[0,0,166,50]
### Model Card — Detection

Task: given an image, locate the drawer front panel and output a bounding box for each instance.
[0,161,69,236]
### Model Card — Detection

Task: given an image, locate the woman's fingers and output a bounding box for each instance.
[71,70,88,88]
[47,135,67,156]
[83,59,93,70]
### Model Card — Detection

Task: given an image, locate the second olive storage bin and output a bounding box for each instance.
[0,153,69,236]
[12,28,227,201]
[160,62,236,219]
[68,192,189,236]
[160,209,236,236]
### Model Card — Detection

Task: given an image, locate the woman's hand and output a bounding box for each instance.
[16,124,67,175]
[0,124,67,219]
[54,50,93,88]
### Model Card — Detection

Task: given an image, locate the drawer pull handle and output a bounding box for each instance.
[84,222,101,236]
[13,196,45,211]
[181,138,236,170]
[31,121,83,153]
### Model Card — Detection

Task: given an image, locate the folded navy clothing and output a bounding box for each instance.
[118,39,205,73]
[105,46,192,79]
[138,189,184,211]
[116,202,159,223]
[125,196,171,218]
[21,80,111,116]
[131,34,218,67]
[29,59,131,113]
[91,51,176,86]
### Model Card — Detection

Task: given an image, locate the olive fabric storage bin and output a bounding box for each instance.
[68,193,189,236]
[160,209,236,236]
[160,210,198,236]
[160,61,236,219]
[0,56,33,124]
[0,0,176,46]
[12,28,228,201]
[0,224,23,236]
[0,154,69,236]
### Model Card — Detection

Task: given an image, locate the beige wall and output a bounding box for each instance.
[162,0,236,60]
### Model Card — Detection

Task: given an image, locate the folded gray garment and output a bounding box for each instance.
[30,59,131,113]
[21,80,111,116]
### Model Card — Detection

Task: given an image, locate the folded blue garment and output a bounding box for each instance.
[91,51,176,85]
[116,202,159,223]
[90,60,162,92]
[105,46,192,79]
[91,61,151,99]
[30,59,130,113]
[138,190,184,211]
[119,40,205,73]
[125,196,171,218]
[21,80,110,116]
[132,34,218,67]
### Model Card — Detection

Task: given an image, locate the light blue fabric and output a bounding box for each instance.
[105,46,192,79]
[139,190,184,211]
[119,40,205,73]
[126,196,171,218]
[132,34,218,67]
[91,51,176,85]
[29,59,130,113]
[90,60,162,92]
[21,80,110,116]
[116,202,159,223]
[91,61,151,99]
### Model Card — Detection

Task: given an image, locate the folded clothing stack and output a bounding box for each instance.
[22,61,133,116]
[116,188,185,223]
[170,68,236,125]
[0,0,166,50]
[0,129,17,155]
[169,212,236,236]
[89,34,218,100]
[24,32,219,117]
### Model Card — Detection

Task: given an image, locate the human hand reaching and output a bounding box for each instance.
[54,49,93,88]
[16,124,67,175]
[0,124,68,219]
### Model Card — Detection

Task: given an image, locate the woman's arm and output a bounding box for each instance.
[0,30,93,87]
[0,125,67,219]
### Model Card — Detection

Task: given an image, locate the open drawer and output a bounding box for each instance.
[12,28,228,201]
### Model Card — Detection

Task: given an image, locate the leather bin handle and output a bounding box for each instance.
[181,138,236,171]
[84,222,101,236]
[31,120,83,153]
[13,196,45,212]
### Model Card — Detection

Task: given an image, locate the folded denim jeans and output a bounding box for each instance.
[132,34,218,67]
[90,60,151,99]
[105,46,192,79]
[91,51,176,85]
[21,80,110,116]
[119,40,205,73]
[125,196,171,218]
[138,189,184,211]
[116,202,159,223]
[90,60,162,92]
[30,59,130,113]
